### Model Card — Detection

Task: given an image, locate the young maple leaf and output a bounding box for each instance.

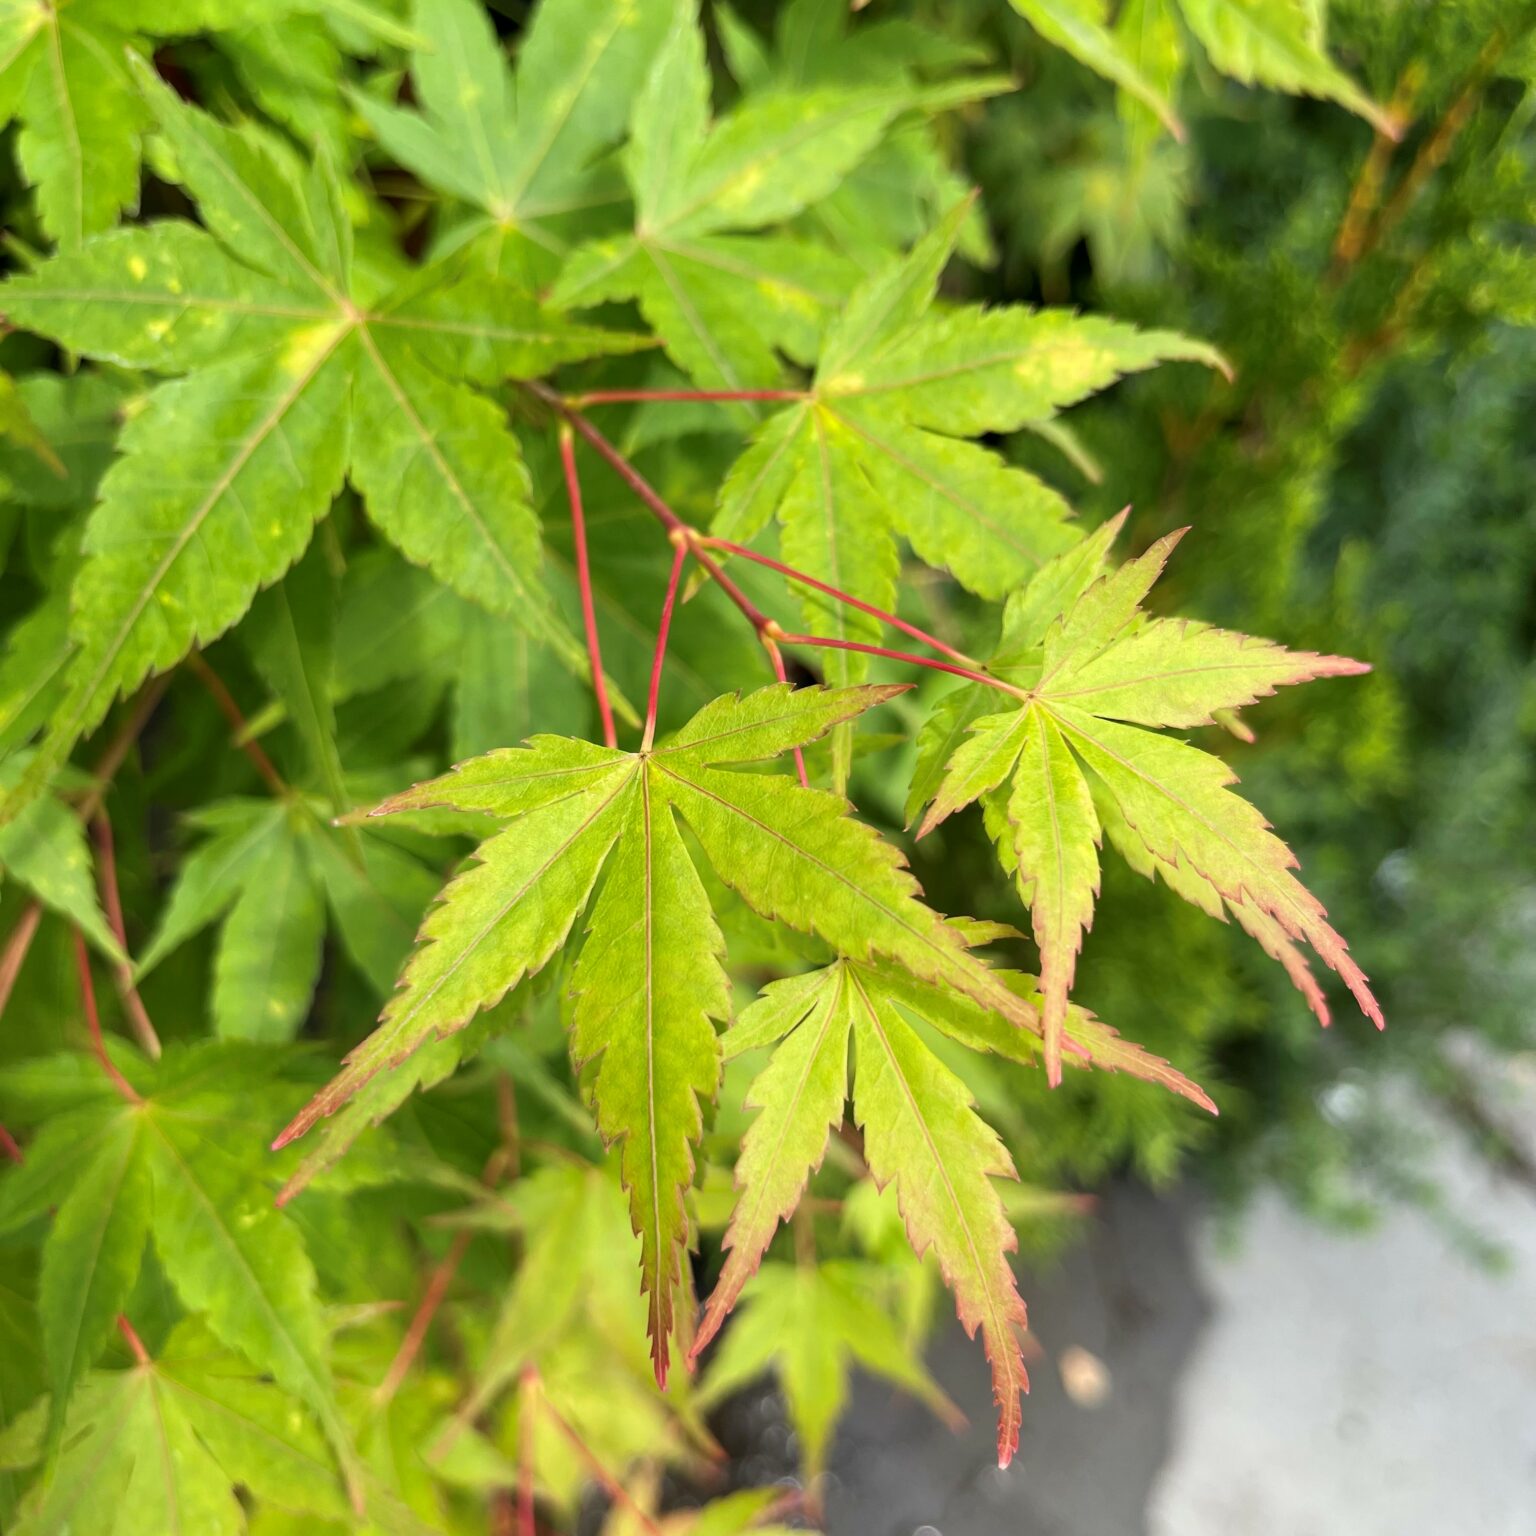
[355,0,676,283]
[550,3,1002,413]
[275,683,1044,1386]
[694,955,1029,1466]
[0,59,647,824]
[703,197,1225,783]
[696,1260,963,1490]
[0,1041,360,1501]
[912,514,1382,1084]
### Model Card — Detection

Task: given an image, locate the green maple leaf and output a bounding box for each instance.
[275,683,1043,1384]
[707,196,1222,782]
[0,2,407,253]
[0,1041,363,1502]
[0,59,648,824]
[355,0,674,277]
[695,955,1027,1465]
[912,515,1382,1083]
[550,2,994,412]
[716,0,999,267]
[697,1259,961,1488]
[1011,0,1393,139]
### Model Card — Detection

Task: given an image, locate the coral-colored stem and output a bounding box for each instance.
[699,535,981,668]
[537,1392,662,1536]
[72,931,141,1105]
[779,633,1026,698]
[0,1121,21,1164]
[517,1369,539,1536]
[642,538,688,752]
[117,1315,150,1366]
[374,1229,473,1408]
[186,653,289,796]
[0,902,42,1025]
[765,638,810,789]
[78,674,172,822]
[92,814,161,1060]
[558,425,617,749]
[569,388,806,406]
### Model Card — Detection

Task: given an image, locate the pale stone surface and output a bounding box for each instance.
[1149,1138,1536,1536]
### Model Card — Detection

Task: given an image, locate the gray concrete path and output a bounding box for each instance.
[825,1120,1536,1534]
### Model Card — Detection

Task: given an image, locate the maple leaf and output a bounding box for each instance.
[355,0,675,281]
[707,196,1224,783]
[695,954,1028,1465]
[912,515,1382,1083]
[0,60,647,823]
[1011,0,1394,138]
[716,0,1000,268]
[697,1259,962,1488]
[0,2,408,253]
[0,1041,363,1502]
[550,3,1001,414]
[275,683,1044,1384]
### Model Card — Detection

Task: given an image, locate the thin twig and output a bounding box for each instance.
[373,1229,475,1408]
[568,387,806,407]
[764,638,810,789]
[536,1387,663,1536]
[779,632,1027,698]
[0,902,42,1024]
[77,674,174,822]
[0,1121,21,1164]
[117,1315,151,1366]
[72,931,141,1104]
[1356,29,1510,268]
[517,1368,539,1536]
[641,536,689,752]
[698,533,982,668]
[185,653,289,796]
[91,814,161,1060]
[558,423,617,749]
[1331,64,1424,276]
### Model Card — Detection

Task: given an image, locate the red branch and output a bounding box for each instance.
[0,902,42,1025]
[186,653,288,796]
[72,931,141,1105]
[117,1314,151,1366]
[373,1230,474,1408]
[779,632,1026,697]
[765,638,810,789]
[699,534,980,668]
[517,1368,539,1536]
[558,424,617,749]
[536,1388,662,1536]
[92,813,161,1059]
[642,537,688,752]
[0,1122,21,1164]
[569,388,805,406]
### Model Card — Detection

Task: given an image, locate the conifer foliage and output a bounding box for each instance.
[0,0,1389,1527]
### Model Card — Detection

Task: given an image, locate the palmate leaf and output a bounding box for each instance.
[0,1042,361,1503]
[696,955,1029,1466]
[355,0,673,272]
[711,198,1221,781]
[696,1260,960,1488]
[275,683,1044,1384]
[0,61,648,825]
[913,517,1382,1082]
[551,0,990,411]
[135,796,439,1038]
